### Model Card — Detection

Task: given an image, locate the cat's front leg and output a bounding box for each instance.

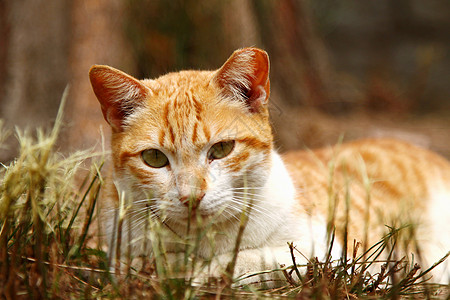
[228,246,302,287]
[192,246,288,287]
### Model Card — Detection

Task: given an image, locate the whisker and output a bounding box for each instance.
[103,197,159,212]
[128,206,158,219]
[229,197,274,214]
[232,189,265,195]
[128,216,155,233]
[126,208,158,221]
[132,197,159,205]
[232,192,266,200]
[227,198,280,223]
[127,203,161,214]
[221,206,277,229]
[220,209,241,223]
[230,187,265,191]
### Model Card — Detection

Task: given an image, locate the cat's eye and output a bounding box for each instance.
[208,141,235,160]
[142,149,169,168]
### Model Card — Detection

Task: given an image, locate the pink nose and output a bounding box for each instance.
[179,191,205,208]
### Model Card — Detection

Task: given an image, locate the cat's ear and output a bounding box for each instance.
[89,65,150,131]
[213,48,270,113]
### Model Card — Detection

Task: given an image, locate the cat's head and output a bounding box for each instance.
[89,48,273,226]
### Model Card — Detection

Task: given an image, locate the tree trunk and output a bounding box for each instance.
[0,0,70,161]
[64,0,133,152]
[253,0,339,109]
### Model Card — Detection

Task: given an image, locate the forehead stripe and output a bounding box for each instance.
[202,123,211,142]
[192,95,203,122]
[237,137,271,150]
[159,128,166,147]
[192,122,198,144]
[163,100,176,144]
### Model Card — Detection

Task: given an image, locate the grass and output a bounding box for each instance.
[0,95,449,299]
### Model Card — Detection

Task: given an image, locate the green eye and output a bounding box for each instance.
[142,149,169,168]
[208,141,235,160]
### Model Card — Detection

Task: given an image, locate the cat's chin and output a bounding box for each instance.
[165,210,234,229]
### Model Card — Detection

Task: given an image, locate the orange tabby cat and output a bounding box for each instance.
[89,48,450,285]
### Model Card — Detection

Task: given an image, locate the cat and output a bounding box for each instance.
[89,47,450,286]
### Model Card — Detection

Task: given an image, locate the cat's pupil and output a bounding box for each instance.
[208,141,235,160]
[142,149,169,168]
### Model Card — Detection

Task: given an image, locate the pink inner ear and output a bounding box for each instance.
[89,65,148,131]
[246,85,269,113]
[214,48,270,113]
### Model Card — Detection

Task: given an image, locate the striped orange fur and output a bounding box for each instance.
[89,48,450,285]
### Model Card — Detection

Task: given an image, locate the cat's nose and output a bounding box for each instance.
[179,191,205,208]
[175,171,207,208]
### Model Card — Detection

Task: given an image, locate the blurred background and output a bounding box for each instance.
[1,0,449,162]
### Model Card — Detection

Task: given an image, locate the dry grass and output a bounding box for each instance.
[0,94,449,299]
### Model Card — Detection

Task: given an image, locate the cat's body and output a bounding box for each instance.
[89,48,450,285]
